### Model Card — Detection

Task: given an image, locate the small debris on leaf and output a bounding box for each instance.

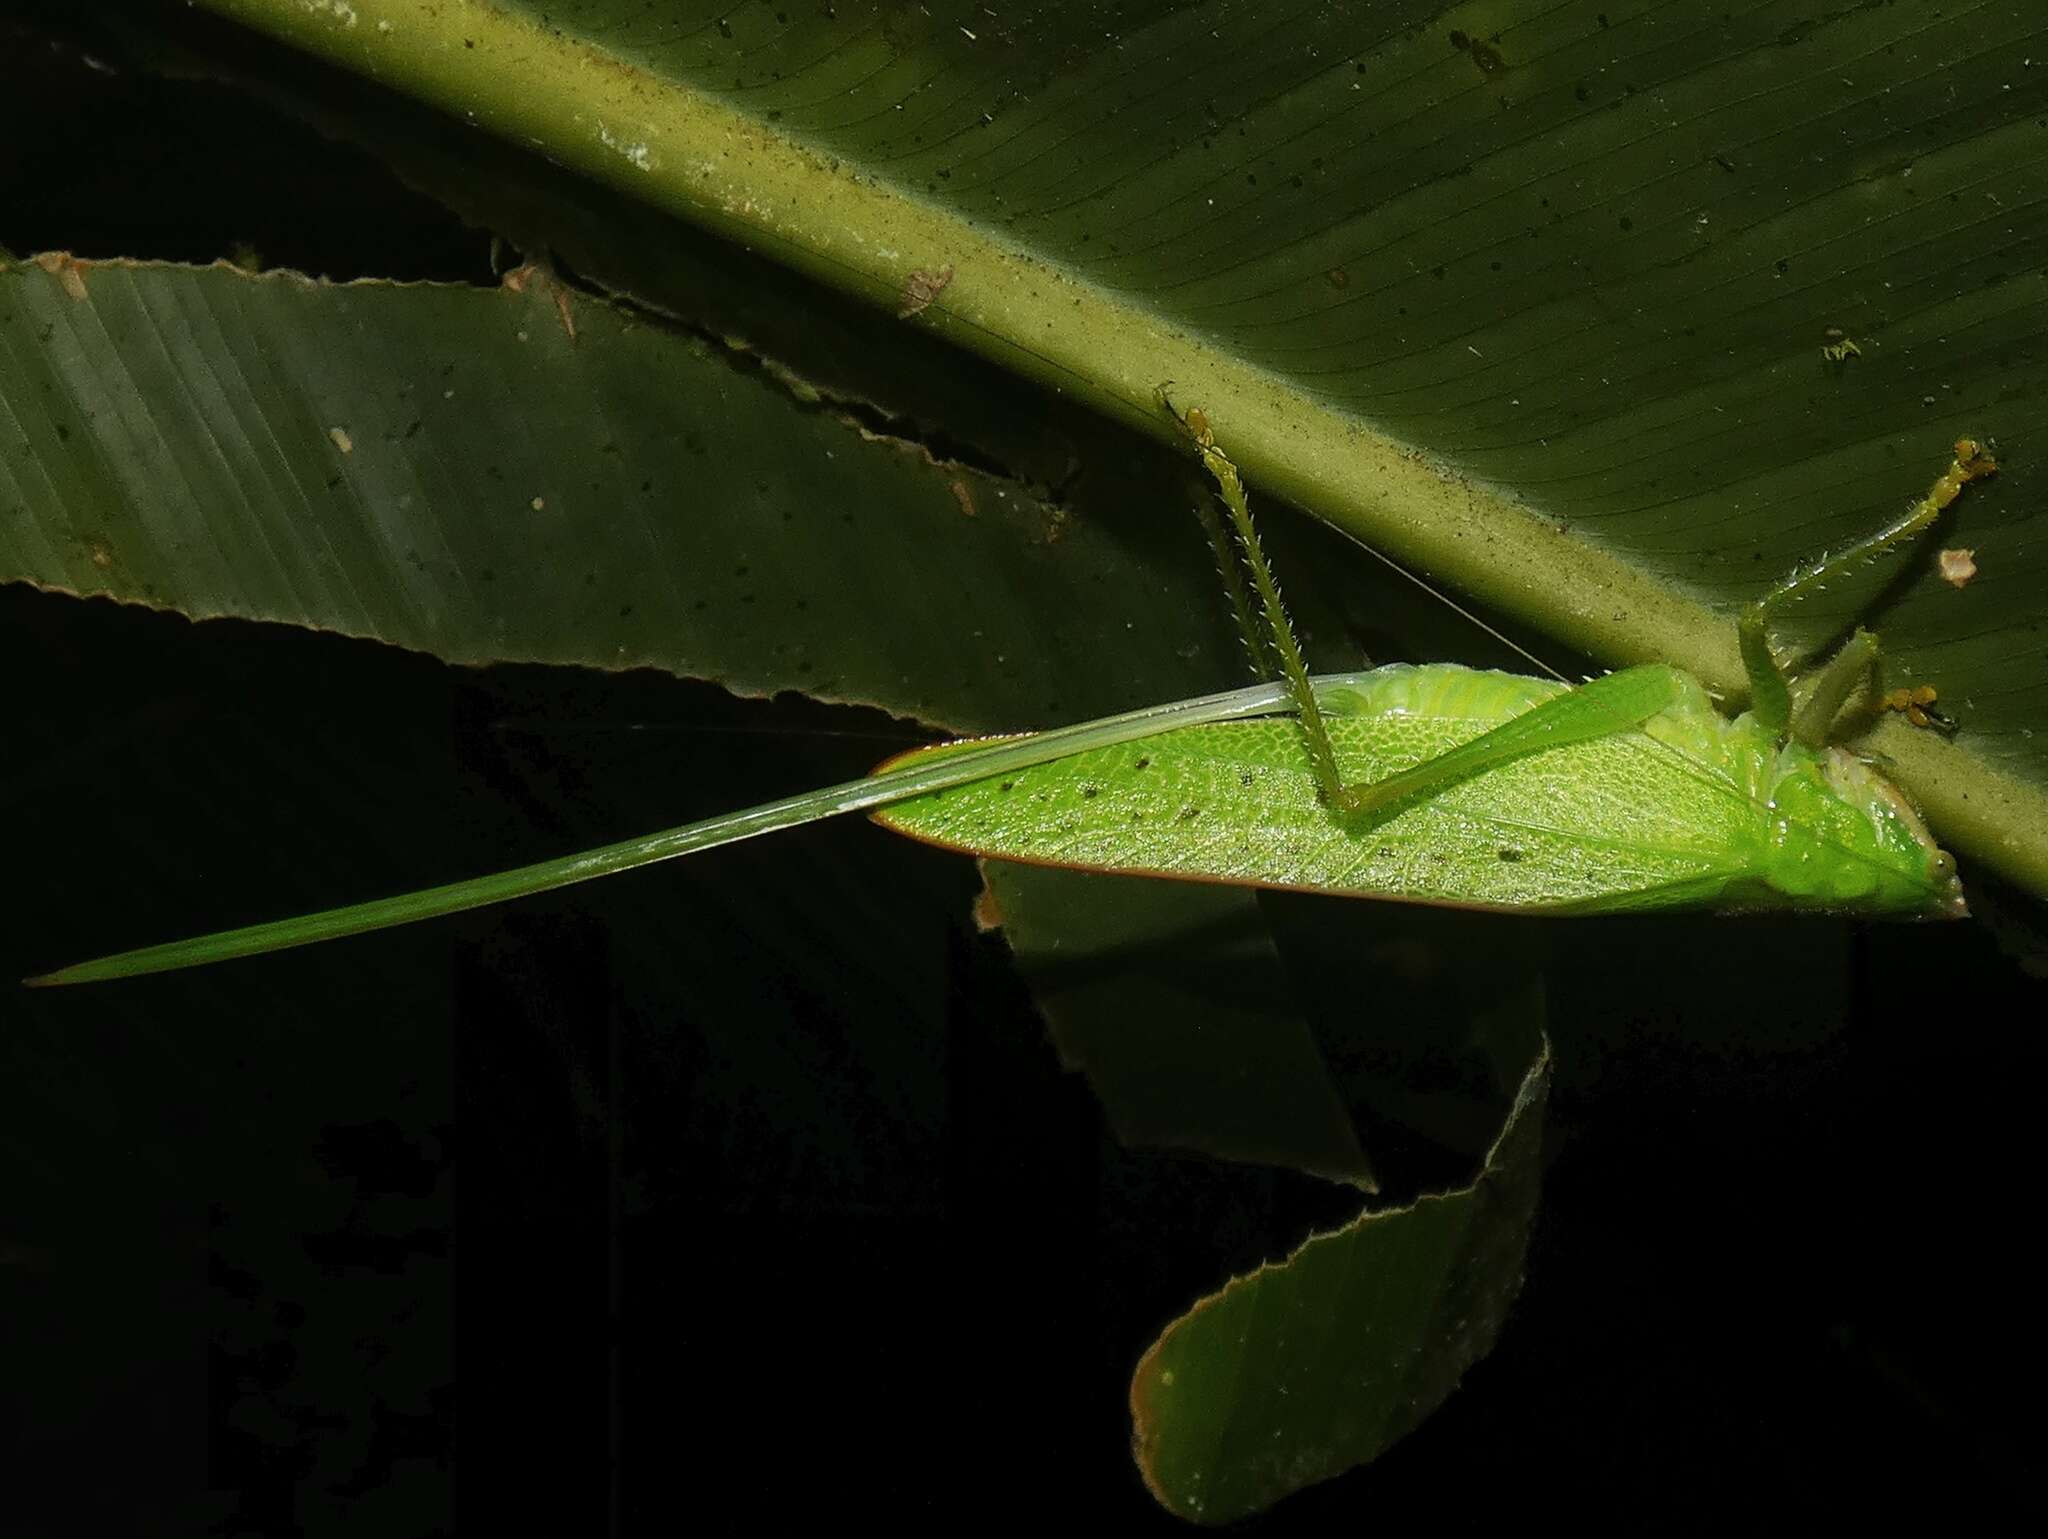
[33,251,89,301]
[1880,684,1956,733]
[898,263,954,318]
[1820,328,1862,363]
[971,880,1004,932]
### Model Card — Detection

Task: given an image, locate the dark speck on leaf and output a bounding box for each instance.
[1135,756,1151,769]
[1080,784,1100,799]
[1499,847,1525,863]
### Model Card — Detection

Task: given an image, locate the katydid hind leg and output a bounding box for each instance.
[1189,467,1279,685]
[1332,665,1691,817]
[1165,393,1348,805]
[1166,396,1690,820]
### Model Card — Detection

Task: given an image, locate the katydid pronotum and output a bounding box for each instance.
[29,411,1996,986]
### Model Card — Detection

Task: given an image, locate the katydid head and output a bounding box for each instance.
[1755,745,1969,918]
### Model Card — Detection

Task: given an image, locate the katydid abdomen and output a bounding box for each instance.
[873,662,1964,919]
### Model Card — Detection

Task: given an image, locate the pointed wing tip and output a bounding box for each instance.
[24,957,132,988]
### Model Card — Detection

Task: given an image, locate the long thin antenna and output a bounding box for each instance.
[1338,532,1567,683]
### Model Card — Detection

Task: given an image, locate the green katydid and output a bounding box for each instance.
[28,410,1996,987]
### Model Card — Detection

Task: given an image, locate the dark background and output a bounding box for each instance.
[4,2,2044,1531]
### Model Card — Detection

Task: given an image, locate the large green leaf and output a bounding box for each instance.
[0,258,1248,727]
[175,0,2048,893]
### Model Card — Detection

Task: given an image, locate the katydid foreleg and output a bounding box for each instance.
[1738,438,1996,745]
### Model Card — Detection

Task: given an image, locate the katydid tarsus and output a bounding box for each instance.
[29,413,1995,986]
